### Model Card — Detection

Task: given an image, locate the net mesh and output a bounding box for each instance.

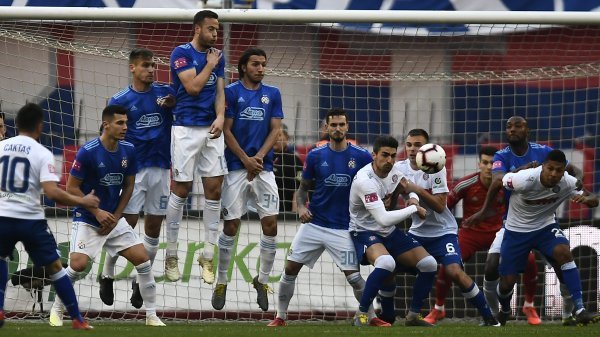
[1,16,599,323]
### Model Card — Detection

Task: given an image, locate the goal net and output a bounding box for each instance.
[1,8,599,323]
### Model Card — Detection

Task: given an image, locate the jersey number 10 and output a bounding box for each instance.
[0,156,31,193]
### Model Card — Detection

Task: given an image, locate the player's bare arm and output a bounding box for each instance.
[66,174,116,229]
[402,181,447,213]
[111,174,135,223]
[296,179,314,223]
[41,181,99,209]
[464,171,505,225]
[177,48,222,96]
[255,118,282,163]
[210,76,225,138]
[223,117,263,179]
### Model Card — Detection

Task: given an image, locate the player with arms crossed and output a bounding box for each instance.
[397,129,498,326]
[267,108,381,326]
[100,48,175,309]
[496,149,599,326]
[49,105,165,327]
[0,103,97,330]
[424,146,541,325]
[212,48,282,311]
[350,135,440,327]
[465,116,580,325]
[166,10,227,283]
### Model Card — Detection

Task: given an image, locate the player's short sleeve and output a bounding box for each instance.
[171,46,194,74]
[224,85,237,119]
[70,147,89,180]
[271,89,284,119]
[355,177,384,211]
[302,150,316,180]
[125,147,138,177]
[39,149,59,183]
[492,151,508,174]
[358,149,373,168]
[431,168,450,194]
[502,170,530,192]
[107,95,119,106]
[216,53,225,78]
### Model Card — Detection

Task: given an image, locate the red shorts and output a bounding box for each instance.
[458,228,497,262]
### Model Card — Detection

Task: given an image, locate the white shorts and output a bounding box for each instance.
[171,125,227,182]
[221,170,279,220]
[488,227,505,254]
[122,167,170,216]
[287,222,358,271]
[70,218,142,259]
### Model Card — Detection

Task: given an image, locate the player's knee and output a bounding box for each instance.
[484,254,500,279]
[374,255,395,272]
[416,255,437,273]
[553,245,573,265]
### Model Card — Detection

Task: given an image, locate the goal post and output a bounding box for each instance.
[1,7,599,322]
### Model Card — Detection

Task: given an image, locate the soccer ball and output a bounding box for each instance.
[415,143,446,174]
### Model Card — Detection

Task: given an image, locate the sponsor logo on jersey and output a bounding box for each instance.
[72,160,81,171]
[99,173,124,186]
[506,177,514,189]
[173,57,188,69]
[239,107,265,121]
[321,161,328,167]
[492,161,503,169]
[364,192,379,203]
[130,105,138,112]
[434,177,442,185]
[98,162,105,168]
[324,173,351,187]
[237,97,245,103]
[524,197,558,205]
[261,95,270,104]
[136,113,163,129]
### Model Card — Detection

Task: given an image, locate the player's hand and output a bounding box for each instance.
[157,94,176,108]
[244,157,263,175]
[246,171,256,182]
[80,189,100,209]
[298,206,313,223]
[206,48,222,69]
[399,178,415,194]
[416,205,428,219]
[464,210,484,226]
[95,210,116,235]
[208,115,224,139]
[571,194,589,204]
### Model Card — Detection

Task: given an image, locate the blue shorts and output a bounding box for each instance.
[499,223,569,276]
[408,233,463,267]
[0,217,60,267]
[351,229,421,266]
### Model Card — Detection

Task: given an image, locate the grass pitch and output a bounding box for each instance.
[2,321,600,337]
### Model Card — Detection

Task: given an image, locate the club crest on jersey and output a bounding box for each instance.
[348,158,356,169]
[78,241,85,249]
[121,158,128,168]
[423,173,429,180]
[552,186,561,193]
[261,95,270,104]
[392,174,398,183]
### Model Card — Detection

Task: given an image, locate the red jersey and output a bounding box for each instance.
[447,172,505,233]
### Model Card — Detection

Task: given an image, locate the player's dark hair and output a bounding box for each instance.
[16,103,43,132]
[238,47,267,79]
[545,149,567,165]
[129,48,154,64]
[373,135,398,153]
[479,145,498,159]
[0,111,4,121]
[102,105,127,122]
[407,128,429,143]
[194,10,218,26]
[325,107,347,124]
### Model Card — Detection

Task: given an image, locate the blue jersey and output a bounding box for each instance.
[70,138,137,228]
[224,81,284,172]
[492,142,554,218]
[170,43,225,126]
[303,144,372,230]
[108,83,174,170]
